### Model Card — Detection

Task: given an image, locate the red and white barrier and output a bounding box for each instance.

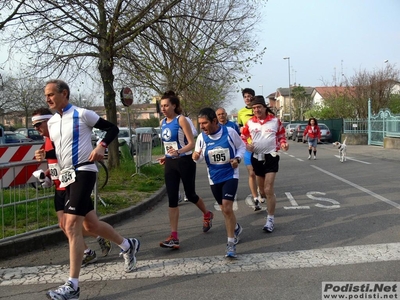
[0,143,47,187]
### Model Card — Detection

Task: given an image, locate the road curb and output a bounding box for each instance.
[0,185,167,260]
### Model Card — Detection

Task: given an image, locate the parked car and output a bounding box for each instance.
[292,124,308,143]
[14,128,43,141]
[97,127,136,155]
[134,127,161,147]
[293,123,333,143]
[4,131,33,143]
[285,123,300,140]
[318,123,332,143]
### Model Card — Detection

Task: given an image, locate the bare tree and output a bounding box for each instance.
[345,63,400,117]
[118,0,265,116]
[2,0,182,169]
[1,0,266,168]
[1,75,44,126]
[0,0,26,31]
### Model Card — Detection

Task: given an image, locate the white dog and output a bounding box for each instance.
[332,137,347,163]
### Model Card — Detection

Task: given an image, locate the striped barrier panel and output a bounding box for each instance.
[0,142,47,188]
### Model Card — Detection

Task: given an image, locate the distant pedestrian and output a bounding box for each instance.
[158,91,214,250]
[193,107,245,258]
[303,117,321,160]
[241,95,288,233]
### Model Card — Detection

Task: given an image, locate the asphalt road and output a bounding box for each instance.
[1,142,400,300]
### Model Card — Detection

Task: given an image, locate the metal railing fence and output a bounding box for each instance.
[0,164,57,242]
[133,133,153,176]
[0,159,104,243]
[343,119,368,134]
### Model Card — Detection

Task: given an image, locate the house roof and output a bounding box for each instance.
[312,86,355,98]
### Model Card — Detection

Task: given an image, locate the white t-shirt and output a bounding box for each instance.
[48,103,99,172]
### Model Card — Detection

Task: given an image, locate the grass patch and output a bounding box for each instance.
[0,148,165,239]
[92,152,164,216]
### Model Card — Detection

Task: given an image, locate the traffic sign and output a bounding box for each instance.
[120,87,133,106]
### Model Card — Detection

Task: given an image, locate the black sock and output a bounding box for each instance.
[313,151,316,156]
[309,149,312,155]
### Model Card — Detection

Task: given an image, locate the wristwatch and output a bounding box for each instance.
[100,141,107,148]
[235,157,241,164]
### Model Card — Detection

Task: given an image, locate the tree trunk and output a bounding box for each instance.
[99,55,119,170]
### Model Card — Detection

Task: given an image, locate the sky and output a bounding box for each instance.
[1,0,400,113]
[227,0,400,113]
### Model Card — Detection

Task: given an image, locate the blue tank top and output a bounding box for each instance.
[202,126,236,184]
[161,115,190,158]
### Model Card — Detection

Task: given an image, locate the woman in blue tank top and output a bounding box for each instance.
[157,91,214,250]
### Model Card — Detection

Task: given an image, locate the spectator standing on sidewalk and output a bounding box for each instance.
[32,107,112,267]
[303,117,321,160]
[158,91,214,250]
[237,88,266,211]
[193,108,245,258]
[241,96,288,233]
[41,79,140,300]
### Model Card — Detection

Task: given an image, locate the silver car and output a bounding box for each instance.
[318,123,332,143]
[285,123,299,140]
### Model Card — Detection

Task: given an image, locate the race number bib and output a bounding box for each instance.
[207,148,230,165]
[164,141,178,154]
[48,163,61,181]
[59,166,76,188]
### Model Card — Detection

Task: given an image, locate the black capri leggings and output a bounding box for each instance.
[164,155,200,208]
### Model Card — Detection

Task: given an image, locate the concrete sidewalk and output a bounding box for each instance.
[0,144,399,260]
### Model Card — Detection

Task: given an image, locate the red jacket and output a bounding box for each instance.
[303,125,321,139]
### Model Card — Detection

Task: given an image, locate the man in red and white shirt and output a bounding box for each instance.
[241,96,289,233]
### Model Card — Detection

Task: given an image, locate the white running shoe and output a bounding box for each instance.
[263,217,274,233]
[225,242,237,258]
[46,280,80,300]
[120,238,140,273]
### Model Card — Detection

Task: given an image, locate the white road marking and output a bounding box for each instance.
[312,165,400,209]
[334,155,371,164]
[283,192,310,209]
[1,243,400,286]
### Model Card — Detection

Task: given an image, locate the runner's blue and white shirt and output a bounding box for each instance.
[161,115,192,158]
[195,125,245,185]
[48,103,98,172]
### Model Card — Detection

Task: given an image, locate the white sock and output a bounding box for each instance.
[119,238,130,251]
[227,237,235,244]
[267,215,274,221]
[68,278,79,290]
[235,223,239,230]
[84,248,91,254]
